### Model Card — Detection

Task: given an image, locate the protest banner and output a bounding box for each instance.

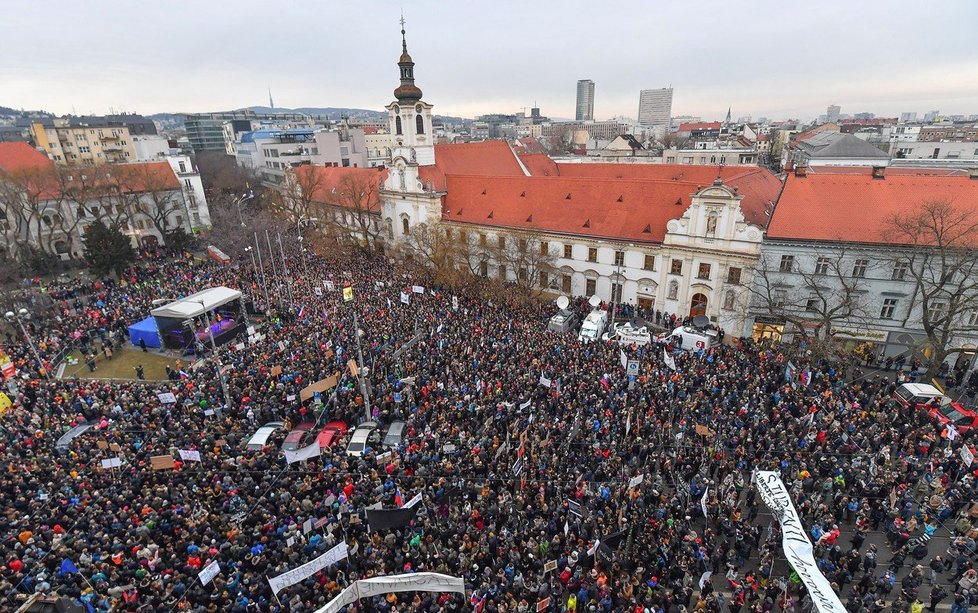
[284,442,322,465]
[179,449,202,462]
[267,541,349,595]
[300,374,339,402]
[314,572,465,613]
[156,392,177,404]
[753,471,846,613]
[198,560,221,586]
[628,474,644,488]
[150,455,175,471]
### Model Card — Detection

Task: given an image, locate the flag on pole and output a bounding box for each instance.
[58,559,78,575]
[663,350,677,371]
[620,349,628,370]
[297,305,306,319]
[395,489,403,508]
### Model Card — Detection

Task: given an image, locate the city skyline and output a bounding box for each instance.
[3,0,978,122]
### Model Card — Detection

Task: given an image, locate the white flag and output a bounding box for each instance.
[284,441,322,464]
[587,539,601,556]
[663,350,677,371]
[412,285,424,294]
[539,375,552,388]
[620,349,628,370]
[962,445,974,467]
[564,520,569,537]
[698,570,712,590]
[400,292,410,305]
[629,474,644,488]
[179,449,202,462]
[701,487,709,519]
[625,411,631,437]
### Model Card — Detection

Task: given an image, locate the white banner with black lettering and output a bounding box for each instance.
[267,541,349,595]
[314,572,466,613]
[753,471,846,613]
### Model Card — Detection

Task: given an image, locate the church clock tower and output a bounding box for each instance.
[385,16,435,168]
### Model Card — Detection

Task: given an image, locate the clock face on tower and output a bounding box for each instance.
[393,105,400,114]
[415,104,423,113]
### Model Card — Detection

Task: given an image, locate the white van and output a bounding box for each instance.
[578,310,609,343]
[662,326,717,351]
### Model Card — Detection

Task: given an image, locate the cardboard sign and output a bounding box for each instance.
[544,560,557,573]
[271,365,283,377]
[348,359,359,377]
[695,424,715,437]
[96,440,109,450]
[300,374,339,402]
[151,455,175,471]
[537,597,551,612]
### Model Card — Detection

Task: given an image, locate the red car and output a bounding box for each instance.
[925,400,978,435]
[316,421,348,448]
[281,421,316,451]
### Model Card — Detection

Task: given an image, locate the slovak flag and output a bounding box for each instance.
[297,305,306,319]
[800,370,812,387]
[395,489,403,508]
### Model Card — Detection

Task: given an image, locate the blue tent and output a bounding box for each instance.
[128,316,161,349]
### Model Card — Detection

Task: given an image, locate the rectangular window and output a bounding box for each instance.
[643,255,655,271]
[539,271,548,287]
[611,282,623,302]
[773,290,787,308]
[498,265,507,280]
[892,261,908,281]
[697,263,711,279]
[562,274,572,294]
[518,238,527,252]
[585,279,597,296]
[852,258,869,278]
[927,301,948,322]
[540,241,548,256]
[881,298,897,319]
[814,257,829,275]
[587,247,597,263]
[563,244,572,259]
[670,259,682,275]
[806,296,819,312]
[727,267,741,285]
[968,310,978,327]
[479,233,487,247]
[614,250,625,267]
[479,262,488,277]
[779,255,794,272]
[498,236,506,250]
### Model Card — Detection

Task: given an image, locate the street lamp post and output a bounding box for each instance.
[234,190,255,227]
[296,217,318,287]
[5,308,49,380]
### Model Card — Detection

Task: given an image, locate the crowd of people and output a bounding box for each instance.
[1,244,978,613]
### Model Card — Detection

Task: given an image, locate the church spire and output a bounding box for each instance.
[394,14,423,103]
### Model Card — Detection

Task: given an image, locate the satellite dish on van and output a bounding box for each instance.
[556,296,569,310]
[692,315,710,328]
[588,295,601,308]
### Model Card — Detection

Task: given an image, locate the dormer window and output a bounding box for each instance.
[395,116,402,135]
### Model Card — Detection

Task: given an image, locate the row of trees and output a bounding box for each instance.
[750,200,978,375]
[0,161,188,277]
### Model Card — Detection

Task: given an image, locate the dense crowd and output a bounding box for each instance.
[2,246,978,613]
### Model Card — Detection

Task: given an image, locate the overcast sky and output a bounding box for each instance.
[4,0,978,122]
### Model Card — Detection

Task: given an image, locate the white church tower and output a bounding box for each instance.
[381,17,443,248]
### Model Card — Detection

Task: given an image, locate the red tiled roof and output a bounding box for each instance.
[549,164,782,227]
[298,165,388,213]
[420,140,527,191]
[519,153,559,177]
[678,122,721,132]
[0,142,53,173]
[445,174,694,242]
[767,169,978,244]
[105,162,180,192]
[513,137,547,154]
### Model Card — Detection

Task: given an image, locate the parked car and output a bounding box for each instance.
[383,420,407,448]
[281,421,316,451]
[246,421,285,451]
[316,421,348,448]
[346,421,380,457]
[892,383,978,434]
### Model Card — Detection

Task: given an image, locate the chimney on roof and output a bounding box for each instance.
[871,166,885,180]
[784,160,795,171]
[794,165,808,178]
[969,168,978,180]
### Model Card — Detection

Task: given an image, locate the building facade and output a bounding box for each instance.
[30,122,137,165]
[749,166,978,369]
[638,88,673,126]
[575,80,595,121]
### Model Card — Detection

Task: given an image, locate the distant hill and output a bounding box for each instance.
[0,105,53,118]
[241,106,470,125]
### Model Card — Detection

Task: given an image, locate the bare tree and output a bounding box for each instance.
[497,231,558,296]
[278,166,328,222]
[884,199,978,375]
[749,245,873,343]
[116,164,185,239]
[333,172,383,253]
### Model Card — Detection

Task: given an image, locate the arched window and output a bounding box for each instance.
[395,116,402,135]
[668,280,679,300]
[416,114,425,135]
[402,217,410,235]
[386,219,394,240]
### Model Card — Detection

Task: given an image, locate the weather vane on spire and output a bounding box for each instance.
[400,12,407,51]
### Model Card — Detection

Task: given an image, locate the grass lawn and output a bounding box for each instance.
[61,346,177,381]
